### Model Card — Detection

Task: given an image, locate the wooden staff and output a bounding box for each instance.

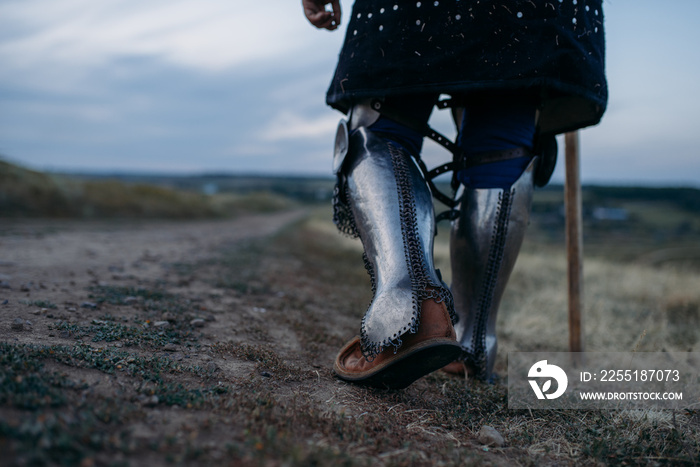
[565,131,584,363]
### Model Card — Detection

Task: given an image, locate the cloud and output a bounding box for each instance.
[2,0,700,186]
[0,0,343,86]
[261,110,339,142]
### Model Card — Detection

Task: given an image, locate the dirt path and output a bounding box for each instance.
[0,210,307,287]
[7,208,697,466]
[0,209,307,342]
[1,207,527,467]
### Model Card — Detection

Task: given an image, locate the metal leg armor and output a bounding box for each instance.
[450,157,536,381]
[336,125,455,358]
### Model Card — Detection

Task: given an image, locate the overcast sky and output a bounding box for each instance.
[1,0,699,186]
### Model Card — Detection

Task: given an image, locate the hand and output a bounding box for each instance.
[302,0,341,30]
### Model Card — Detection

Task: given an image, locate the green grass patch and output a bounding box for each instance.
[19,299,58,309]
[87,284,197,318]
[50,320,193,348]
[0,341,231,466]
[0,343,71,410]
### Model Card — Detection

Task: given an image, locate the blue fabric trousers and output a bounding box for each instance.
[366,94,536,189]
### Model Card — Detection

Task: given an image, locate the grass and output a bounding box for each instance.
[0,158,297,220]
[49,320,194,348]
[87,285,193,314]
[0,159,220,219]
[205,210,700,465]
[19,300,58,310]
[2,194,700,464]
[0,341,232,466]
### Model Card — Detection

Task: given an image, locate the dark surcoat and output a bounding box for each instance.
[327,0,608,135]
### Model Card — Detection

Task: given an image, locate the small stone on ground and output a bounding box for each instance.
[478,425,505,447]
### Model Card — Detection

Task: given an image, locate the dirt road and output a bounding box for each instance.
[0,208,514,466]
[1,210,305,288]
[4,209,695,466]
[0,210,308,343]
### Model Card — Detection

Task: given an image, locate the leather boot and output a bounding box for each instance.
[334,298,459,389]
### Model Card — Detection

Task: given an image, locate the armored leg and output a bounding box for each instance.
[332,113,460,389]
[450,157,536,381]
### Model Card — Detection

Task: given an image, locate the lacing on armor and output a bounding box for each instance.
[360,143,456,359]
[464,188,514,380]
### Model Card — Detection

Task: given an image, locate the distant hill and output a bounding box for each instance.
[65,171,337,203]
[0,159,220,218]
[2,158,700,238]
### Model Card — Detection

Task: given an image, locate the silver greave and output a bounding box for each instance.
[450,158,536,381]
[336,127,454,358]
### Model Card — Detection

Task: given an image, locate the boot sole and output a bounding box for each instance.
[334,339,463,390]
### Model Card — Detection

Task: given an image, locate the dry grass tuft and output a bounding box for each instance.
[0,158,296,219]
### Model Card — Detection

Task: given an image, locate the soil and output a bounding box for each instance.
[2,209,699,466]
[0,210,511,466]
[0,210,307,353]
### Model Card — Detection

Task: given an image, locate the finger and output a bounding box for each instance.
[331,0,342,26]
[311,11,339,30]
[306,10,332,28]
[319,15,338,30]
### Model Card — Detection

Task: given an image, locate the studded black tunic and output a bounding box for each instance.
[326,0,608,135]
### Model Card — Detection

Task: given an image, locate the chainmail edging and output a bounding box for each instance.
[360,143,456,359]
[464,188,514,380]
[332,177,359,238]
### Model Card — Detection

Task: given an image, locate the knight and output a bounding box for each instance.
[303,0,608,386]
